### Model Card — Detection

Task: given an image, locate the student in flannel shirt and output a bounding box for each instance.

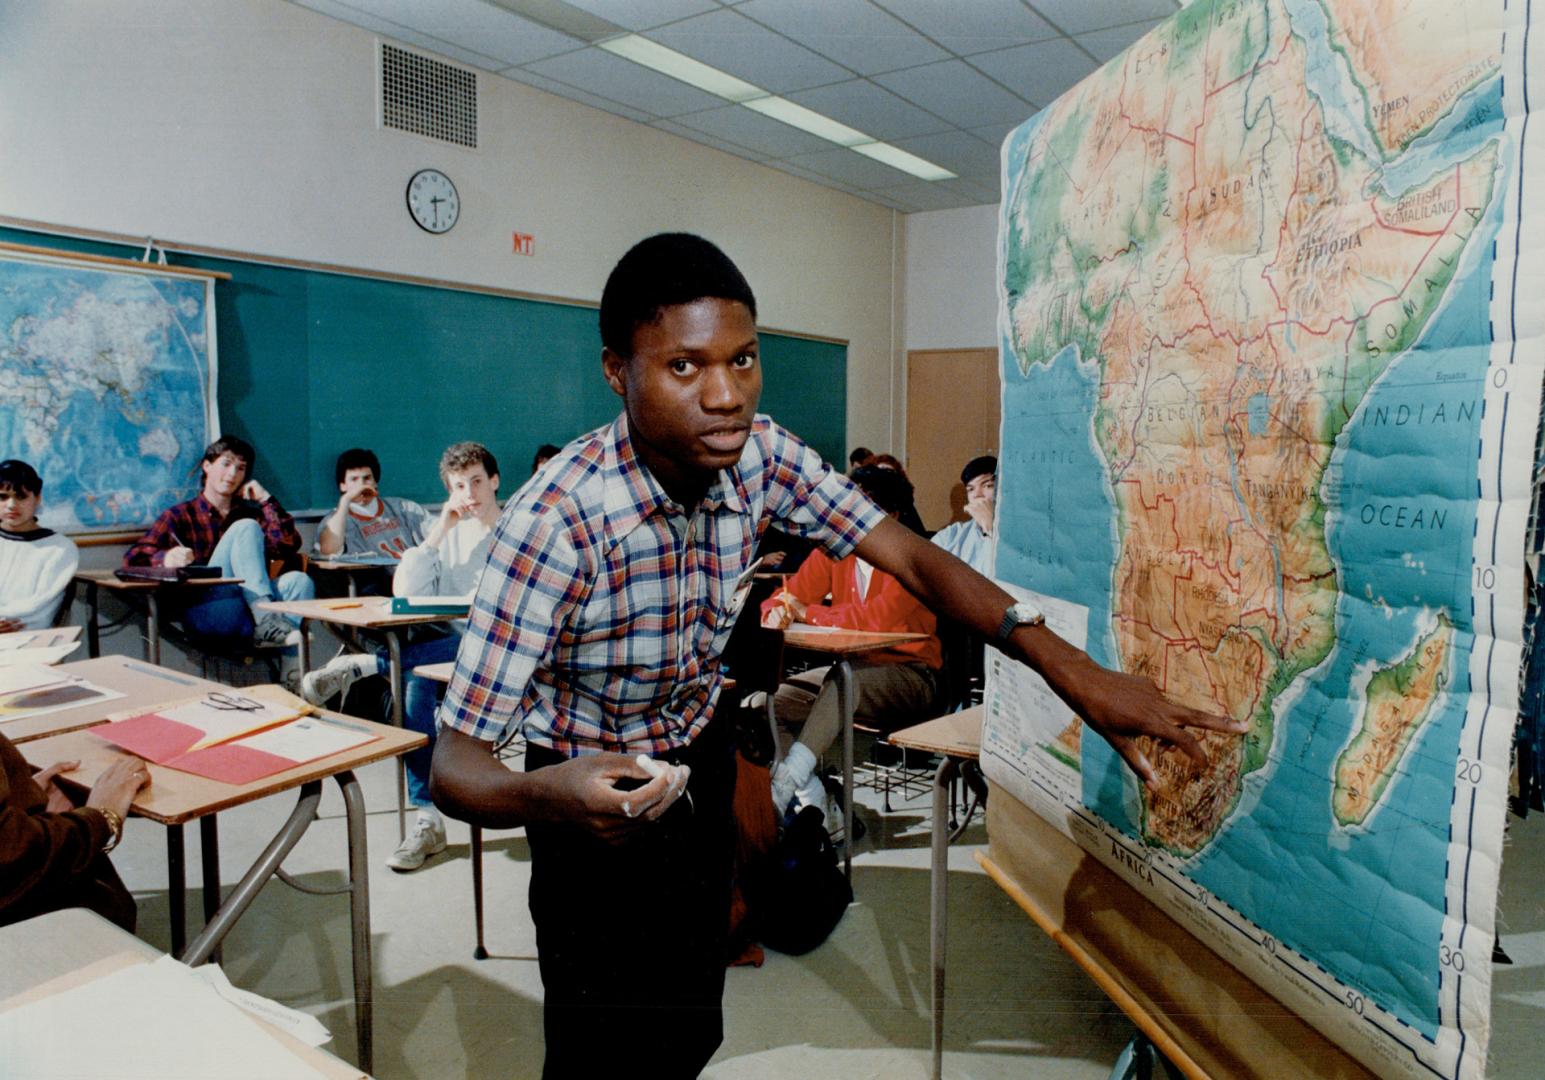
[124,435,314,646]
[429,233,1246,1079]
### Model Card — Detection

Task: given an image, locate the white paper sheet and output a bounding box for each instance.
[0,955,326,1079]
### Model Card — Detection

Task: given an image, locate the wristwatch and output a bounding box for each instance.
[995,599,1045,643]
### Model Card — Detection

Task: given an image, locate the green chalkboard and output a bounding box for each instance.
[1,226,848,511]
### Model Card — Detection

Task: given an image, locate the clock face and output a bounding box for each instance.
[406,169,459,234]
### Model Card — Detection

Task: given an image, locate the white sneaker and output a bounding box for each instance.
[386,816,447,872]
[301,653,370,707]
[770,761,798,816]
[252,613,296,648]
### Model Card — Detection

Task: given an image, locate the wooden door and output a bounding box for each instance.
[905,348,1000,532]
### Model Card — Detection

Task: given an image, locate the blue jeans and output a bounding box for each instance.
[374,632,460,807]
[180,519,315,643]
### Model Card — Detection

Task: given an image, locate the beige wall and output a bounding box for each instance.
[0,0,902,455]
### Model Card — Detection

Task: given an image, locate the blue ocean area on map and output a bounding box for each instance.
[995,43,1508,1041]
[0,259,213,531]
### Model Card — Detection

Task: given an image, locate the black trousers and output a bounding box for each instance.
[525,716,736,1080]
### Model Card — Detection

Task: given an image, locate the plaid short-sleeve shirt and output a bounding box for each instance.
[439,413,885,756]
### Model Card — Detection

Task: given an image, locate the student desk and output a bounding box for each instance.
[887,705,983,1080]
[2,655,226,745]
[74,569,244,665]
[0,908,364,1079]
[256,595,468,840]
[780,626,929,880]
[976,787,1373,1080]
[22,711,424,1075]
[308,557,396,598]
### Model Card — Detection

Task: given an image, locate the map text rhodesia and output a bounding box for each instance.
[1002,0,1500,854]
[1332,612,1454,826]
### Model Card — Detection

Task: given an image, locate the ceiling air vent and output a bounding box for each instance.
[380,42,478,149]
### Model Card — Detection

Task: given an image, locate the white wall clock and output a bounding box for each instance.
[406,168,459,234]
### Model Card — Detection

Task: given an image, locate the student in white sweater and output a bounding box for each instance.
[0,460,79,632]
[301,442,500,870]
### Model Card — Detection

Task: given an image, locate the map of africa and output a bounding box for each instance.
[979,2,1543,1076]
[0,250,218,532]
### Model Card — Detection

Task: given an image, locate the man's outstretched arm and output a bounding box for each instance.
[853,517,1246,787]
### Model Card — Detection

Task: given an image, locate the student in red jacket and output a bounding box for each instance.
[760,464,942,829]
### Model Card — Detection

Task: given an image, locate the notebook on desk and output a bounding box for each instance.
[114,565,224,584]
[390,593,472,615]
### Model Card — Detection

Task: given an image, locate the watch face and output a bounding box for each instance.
[406,169,459,234]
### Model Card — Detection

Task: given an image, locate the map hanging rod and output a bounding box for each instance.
[0,239,231,281]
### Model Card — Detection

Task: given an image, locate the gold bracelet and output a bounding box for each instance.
[98,808,124,853]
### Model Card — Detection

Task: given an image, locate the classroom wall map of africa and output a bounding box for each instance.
[980,1,1544,1076]
[0,250,218,532]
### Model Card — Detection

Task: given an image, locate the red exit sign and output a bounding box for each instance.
[512,232,535,256]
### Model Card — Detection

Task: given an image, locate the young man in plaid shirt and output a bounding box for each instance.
[124,435,314,645]
[431,234,1244,1078]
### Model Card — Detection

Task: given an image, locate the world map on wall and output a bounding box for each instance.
[980,1,1542,1075]
[0,251,218,532]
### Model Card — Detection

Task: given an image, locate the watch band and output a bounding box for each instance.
[995,600,1046,642]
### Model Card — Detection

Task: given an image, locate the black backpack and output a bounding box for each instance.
[746,805,853,955]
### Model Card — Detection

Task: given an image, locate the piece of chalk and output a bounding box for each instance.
[635,754,667,779]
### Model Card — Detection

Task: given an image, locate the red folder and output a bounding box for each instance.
[94,712,303,785]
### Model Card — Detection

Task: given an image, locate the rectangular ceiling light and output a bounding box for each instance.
[852,142,957,181]
[597,34,764,103]
[595,35,957,182]
[742,95,870,147]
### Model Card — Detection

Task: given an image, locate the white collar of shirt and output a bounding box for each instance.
[854,557,874,600]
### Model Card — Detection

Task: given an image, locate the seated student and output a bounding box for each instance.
[314,447,430,560]
[123,436,314,646]
[530,443,561,476]
[0,460,79,632]
[931,454,996,576]
[866,453,928,536]
[760,464,943,836]
[847,446,873,473]
[302,441,501,871]
[0,731,150,931]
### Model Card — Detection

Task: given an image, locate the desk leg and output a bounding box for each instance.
[182,781,324,968]
[299,616,312,676]
[386,631,407,842]
[200,816,223,967]
[146,592,161,666]
[930,756,960,1080]
[168,825,186,957]
[837,658,855,882]
[347,575,359,599]
[86,580,100,659]
[336,770,373,1074]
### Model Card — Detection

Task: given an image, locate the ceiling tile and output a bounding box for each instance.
[1028,0,1179,36]
[667,104,833,157]
[872,59,1033,128]
[557,0,720,31]
[398,0,585,67]
[735,0,948,76]
[650,118,770,160]
[873,178,993,212]
[969,119,1023,148]
[888,130,1000,180]
[1077,18,1165,64]
[762,158,851,188]
[969,38,1098,109]
[872,0,1058,56]
[296,0,510,69]
[520,46,727,116]
[646,8,851,93]
[785,79,950,141]
[500,66,657,122]
[783,145,923,188]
